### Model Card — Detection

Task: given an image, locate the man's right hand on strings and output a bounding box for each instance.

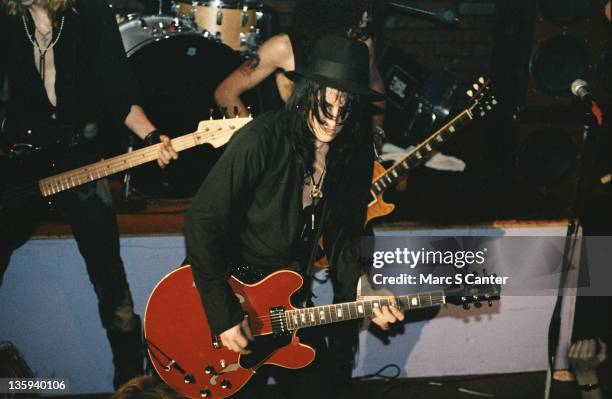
[219,318,254,355]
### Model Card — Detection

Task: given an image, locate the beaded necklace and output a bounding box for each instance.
[21,13,65,84]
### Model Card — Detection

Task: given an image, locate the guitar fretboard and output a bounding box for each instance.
[371,110,473,196]
[284,291,446,330]
[37,119,249,197]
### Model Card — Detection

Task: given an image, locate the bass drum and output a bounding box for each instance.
[118,15,258,198]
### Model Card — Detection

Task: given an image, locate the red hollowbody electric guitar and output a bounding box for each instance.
[144,266,500,398]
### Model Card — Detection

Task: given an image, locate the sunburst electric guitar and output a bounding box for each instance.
[367,77,496,225]
[316,78,497,267]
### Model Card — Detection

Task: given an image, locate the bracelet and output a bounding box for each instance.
[577,383,600,392]
[144,129,161,145]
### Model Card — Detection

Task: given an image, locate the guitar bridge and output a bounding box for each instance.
[269,307,290,336]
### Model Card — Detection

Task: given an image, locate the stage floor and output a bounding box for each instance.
[50,371,606,399]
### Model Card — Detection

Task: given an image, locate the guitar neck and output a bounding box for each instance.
[37,119,247,197]
[285,291,446,330]
[371,109,473,196]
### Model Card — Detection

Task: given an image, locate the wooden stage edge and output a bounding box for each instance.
[30,198,568,239]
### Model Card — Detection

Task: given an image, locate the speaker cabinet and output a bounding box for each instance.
[492,0,610,211]
[527,0,610,107]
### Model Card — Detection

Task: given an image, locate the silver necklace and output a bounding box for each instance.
[22,14,65,83]
[309,168,326,200]
[308,167,326,230]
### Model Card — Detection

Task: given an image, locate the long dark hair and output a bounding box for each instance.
[284,79,371,181]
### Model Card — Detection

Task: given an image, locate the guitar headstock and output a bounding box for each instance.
[467,77,497,120]
[444,269,501,309]
[194,116,253,148]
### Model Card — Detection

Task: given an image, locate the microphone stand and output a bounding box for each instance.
[545,101,602,399]
[387,1,459,25]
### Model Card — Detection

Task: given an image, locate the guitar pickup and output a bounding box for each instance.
[269,306,289,336]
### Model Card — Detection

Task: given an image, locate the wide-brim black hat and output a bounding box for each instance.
[285,35,384,101]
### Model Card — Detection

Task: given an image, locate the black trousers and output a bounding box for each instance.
[0,179,139,333]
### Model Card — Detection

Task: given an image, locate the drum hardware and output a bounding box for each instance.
[170,0,262,52]
[240,26,259,49]
[241,6,249,26]
[116,13,259,198]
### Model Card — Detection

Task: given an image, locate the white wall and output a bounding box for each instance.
[0,226,573,394]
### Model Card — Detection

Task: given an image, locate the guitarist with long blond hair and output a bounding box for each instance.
[0,0,176,388]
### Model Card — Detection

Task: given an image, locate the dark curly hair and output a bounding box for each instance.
[290,0,374,59]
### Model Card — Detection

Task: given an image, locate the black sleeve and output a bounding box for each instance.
[83,0,142,126]
[184,122,268,336]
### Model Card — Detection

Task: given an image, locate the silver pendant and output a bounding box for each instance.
[311,186,323,199]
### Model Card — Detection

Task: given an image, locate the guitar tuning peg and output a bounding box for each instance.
[220,107,227,119]
[247,105,252,118]
[467,90,474,97]
[233,105,239,117]
[209,107,214,120]
[463,302,471,310]
[472,83,479,90]
[474,299,482,308]
[478,76,485,84]
[488,299,493,306]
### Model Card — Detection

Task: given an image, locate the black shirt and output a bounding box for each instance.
[184,111,373,335]
[0,0,140,134]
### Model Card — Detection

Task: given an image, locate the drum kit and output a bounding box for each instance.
[114,1,266,199]
[119,0,264,53]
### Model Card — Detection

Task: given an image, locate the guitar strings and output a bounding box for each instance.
[249,298,400,326]
[244,297,426,333]
[1,127,237,203]
[371,110,467,188]
[2,127,236,201]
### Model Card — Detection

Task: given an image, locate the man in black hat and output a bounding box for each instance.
[184,35,403,398]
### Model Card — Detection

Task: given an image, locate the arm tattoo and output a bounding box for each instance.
[239,54,261,77]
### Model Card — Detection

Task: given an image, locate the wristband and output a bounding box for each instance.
[144,129,161,145]
[577,383,600,392]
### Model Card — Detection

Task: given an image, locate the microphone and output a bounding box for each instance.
[571,79,604,126]
[571,79,592,102]
[387,1,459,25]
